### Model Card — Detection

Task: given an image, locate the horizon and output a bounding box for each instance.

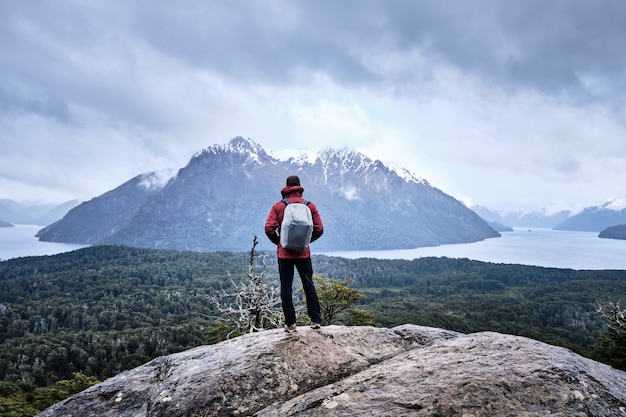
[1,138,620,216]
[1,137,624,217]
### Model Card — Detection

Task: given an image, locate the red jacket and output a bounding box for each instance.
[264,185,323,259]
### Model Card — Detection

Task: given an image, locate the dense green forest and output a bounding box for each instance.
[1,245,625,415]
[315,255,626,350]
[0,246,250,385]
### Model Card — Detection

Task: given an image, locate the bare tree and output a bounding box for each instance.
[596,300,626,333]
[210,235,281,336]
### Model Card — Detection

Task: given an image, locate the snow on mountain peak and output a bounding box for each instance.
[196,137,261,156]
[319,148,377,174]
[197,138,428,186]
[195,137,270,165]
[388,163,428,185]
[227,137,264,155]
[285,151,320,166]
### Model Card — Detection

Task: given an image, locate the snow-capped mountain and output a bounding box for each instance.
[554,198,626,232]
[470,205,572,229]
[37,137,499,252]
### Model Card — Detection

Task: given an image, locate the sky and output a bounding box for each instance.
[2,0,626,213]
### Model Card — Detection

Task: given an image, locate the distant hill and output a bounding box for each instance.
[554,198,626,232]
[0,198,80,226]
[0,220,13,228]
[598,224,626,240]
[471,204,571,229]
[37,137,499,252]
[473,199,626,233]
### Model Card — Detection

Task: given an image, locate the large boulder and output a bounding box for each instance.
[37,325,626,416]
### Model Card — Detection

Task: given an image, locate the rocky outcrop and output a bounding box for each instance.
[37,325,626,417]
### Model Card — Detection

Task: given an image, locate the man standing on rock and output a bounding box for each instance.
[265,175,324,332]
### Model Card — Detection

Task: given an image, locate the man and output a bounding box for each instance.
[265,175,324,331]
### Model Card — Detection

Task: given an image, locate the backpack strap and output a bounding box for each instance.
[282,198,310,206]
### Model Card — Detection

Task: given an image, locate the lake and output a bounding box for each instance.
[0,225,89,261]
[1,225,625,270]
[322,228,626,270]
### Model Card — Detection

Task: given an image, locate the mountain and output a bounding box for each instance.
[471,204,571,229]
[484,220,513,232]
[554,198,626,232]
[37,137,499,252]
[0,198,80,226]
[35,174,165,244]
[36,325,626,417]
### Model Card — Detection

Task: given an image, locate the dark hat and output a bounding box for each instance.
[286,175,301,186]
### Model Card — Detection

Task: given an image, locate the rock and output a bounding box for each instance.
[36,325,626,417]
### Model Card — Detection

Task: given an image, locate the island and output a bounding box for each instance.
[598,224,626,240]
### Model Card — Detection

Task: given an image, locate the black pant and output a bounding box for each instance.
[278,257,322,326]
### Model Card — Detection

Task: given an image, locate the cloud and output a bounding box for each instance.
[1,0,626,213]
[341,185,359,201]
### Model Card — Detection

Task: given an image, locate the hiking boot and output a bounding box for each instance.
[284,323,297,332]
[310,322,321,329]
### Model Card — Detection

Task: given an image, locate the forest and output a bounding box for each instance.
[0,244,625,415]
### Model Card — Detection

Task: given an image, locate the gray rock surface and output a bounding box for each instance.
[37,324,626,417]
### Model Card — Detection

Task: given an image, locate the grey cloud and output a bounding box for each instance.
[378,0,626,101]
[5,1,626,106]
[130,0,382,85]
[125,0,626,102]
[0,2,169,128]
[2,0,626,208]
[0,81,72,122]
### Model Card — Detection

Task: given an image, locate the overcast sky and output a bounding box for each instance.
[2,0,626,213]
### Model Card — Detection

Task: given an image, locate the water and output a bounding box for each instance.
[322,228,626,270]
[1,225,625,270]
[0,224,89,261]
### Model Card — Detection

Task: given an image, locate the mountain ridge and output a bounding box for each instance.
[555,198,626,232]
[36,137,499,252]
[471,197,626,231]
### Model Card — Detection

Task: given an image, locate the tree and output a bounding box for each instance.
[55,372,100,396]
[591,300,626,370]
[347,309,376,326]
[210,235,282,336]
[313,276,367,325]
[0,373,99,417]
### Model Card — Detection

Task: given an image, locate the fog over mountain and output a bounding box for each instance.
[36,138,499,252]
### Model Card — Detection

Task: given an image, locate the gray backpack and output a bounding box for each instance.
[280,198,313,252]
